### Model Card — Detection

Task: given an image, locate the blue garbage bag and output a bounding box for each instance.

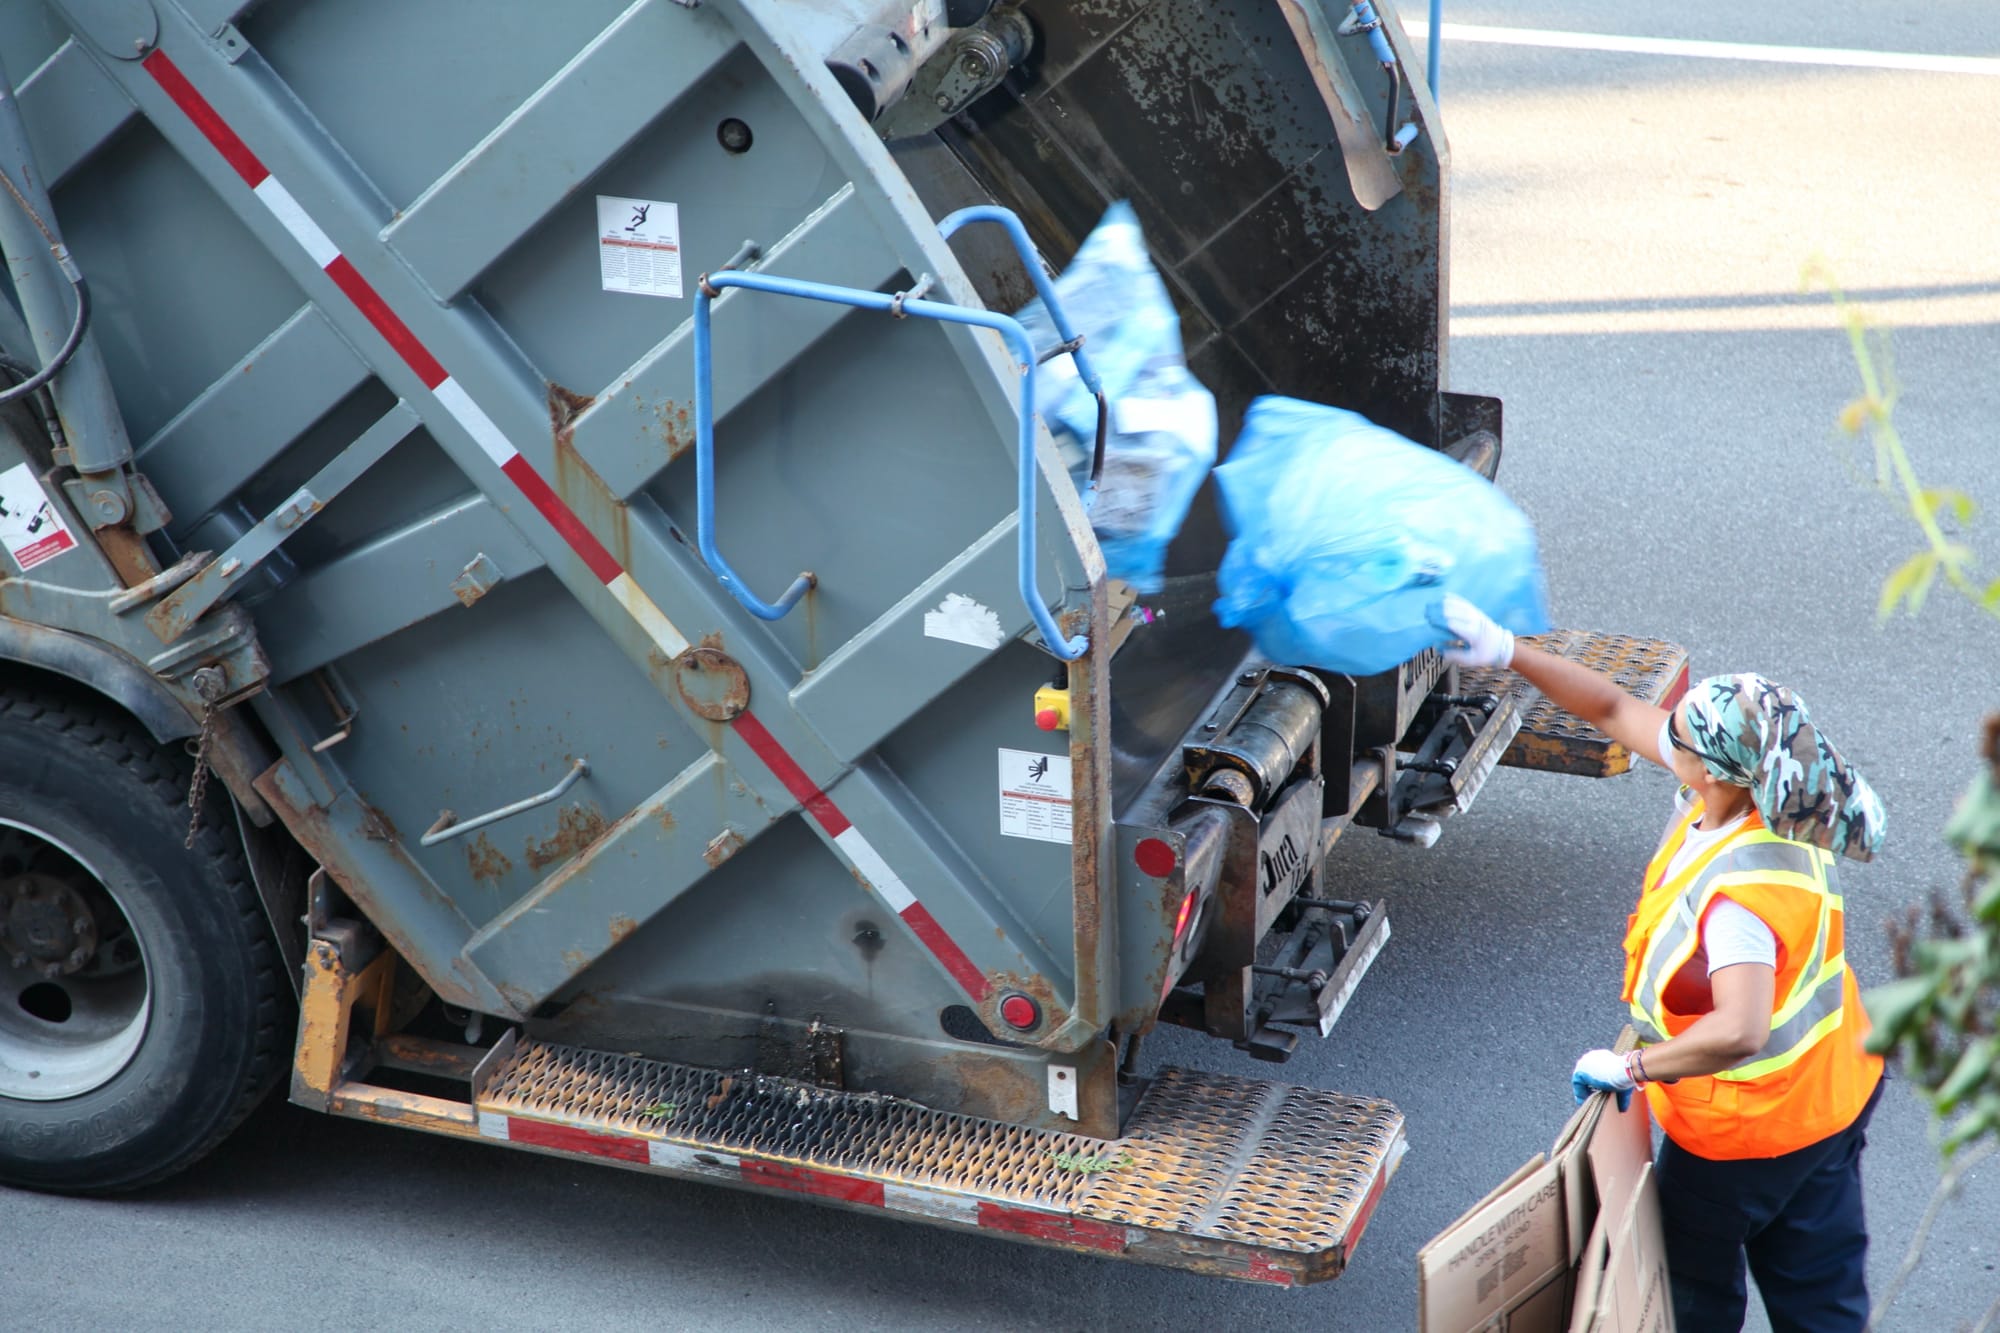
[1213,396,1551,675]
[1017,202,1216,593]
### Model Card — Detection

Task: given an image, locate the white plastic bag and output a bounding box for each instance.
[1017,202,1216,592]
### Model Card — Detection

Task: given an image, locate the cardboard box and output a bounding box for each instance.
[1417,1152,1570,1333]
[1421,1033,1675,1333]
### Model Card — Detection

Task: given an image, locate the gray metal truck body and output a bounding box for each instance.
[0,0,1682,1282]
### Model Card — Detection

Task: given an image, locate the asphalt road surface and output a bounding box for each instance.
[9,4,2000,1330]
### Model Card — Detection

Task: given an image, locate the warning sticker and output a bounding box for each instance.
[999,748,1071,844]
[597,195,683,299]
[0,462,77,572]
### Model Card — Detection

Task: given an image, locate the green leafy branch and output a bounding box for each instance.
[1803,259,1999,622]
[1813,269,2000,1331]
[1863,715,2000,1157]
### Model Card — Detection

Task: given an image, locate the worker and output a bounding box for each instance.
[1437,593,1887,1333]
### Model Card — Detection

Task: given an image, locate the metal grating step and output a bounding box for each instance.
[473,1039,1405,1285]
[1459,629,1689,777]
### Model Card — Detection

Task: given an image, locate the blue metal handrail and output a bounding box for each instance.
[938,205,1111,491]
[691,266,1089,660]
[1429,0,1442,97]
[937,206,1105,401]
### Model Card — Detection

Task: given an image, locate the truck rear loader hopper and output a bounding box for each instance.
[0,0,1685,1284]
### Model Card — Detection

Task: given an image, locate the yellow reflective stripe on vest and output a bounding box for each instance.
[1702,869,1822,896]
[1699,870,1831,1016]
[1718,1006,1846,1082]
[1630,825,1844,1080]
[1628,822,1771,1034]
[1632,900,1701,1038]
[1772,954,1846,1027]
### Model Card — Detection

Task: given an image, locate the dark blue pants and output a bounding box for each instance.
[1654,1079,1882,1333]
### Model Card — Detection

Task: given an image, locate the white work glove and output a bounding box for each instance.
[1434,593,1514,669]
[1571,1048,1636,1110]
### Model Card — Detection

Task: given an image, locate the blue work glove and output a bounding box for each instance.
[1571,1049,1636,1111]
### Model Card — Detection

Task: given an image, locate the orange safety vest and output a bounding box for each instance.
[1621,802,1882,1160]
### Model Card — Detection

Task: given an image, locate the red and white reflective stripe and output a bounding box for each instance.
[143,50,679,652]
[141,48,992,1002]
[476,1112,1137,1256]
[733,713,990,1001]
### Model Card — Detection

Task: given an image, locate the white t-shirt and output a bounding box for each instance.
[1658,798,1779,974]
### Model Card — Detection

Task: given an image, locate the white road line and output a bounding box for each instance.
[1400,21,2000,77]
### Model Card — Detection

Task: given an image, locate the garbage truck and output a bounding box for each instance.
[0,0,1686,1285]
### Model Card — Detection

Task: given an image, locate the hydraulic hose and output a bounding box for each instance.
[0,167,91,406]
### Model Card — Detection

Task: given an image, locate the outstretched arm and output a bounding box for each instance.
[1437,595,1672,769]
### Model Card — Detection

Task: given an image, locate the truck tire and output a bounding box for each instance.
[0,683,288,1193]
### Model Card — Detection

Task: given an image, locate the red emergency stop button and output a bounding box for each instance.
[1032,684,1070,731]
[999,993,1041,1030]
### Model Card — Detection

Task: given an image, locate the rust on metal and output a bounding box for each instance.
[464,832,513,884]
[201,709,277,824]
[945,1051,1050,1126]
[328,1085,481,1139]
[290,937,392,1110]
[374,1033,484,1079]
[548,380,635,572]
[656,398,693,460]
[674,645,751,722]
[523,801,609,872]
[94,523,162,591]
[257,766,452,998]
[546,381,596,436]
[608,914,639,946]
[461,1039,1403,1283]
[1065,575,1112,1032]
[703,828,745,868]
[986,968,1070,1038]
[356,798,399,842]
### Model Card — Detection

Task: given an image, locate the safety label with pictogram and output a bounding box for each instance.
[0,462,77,572]
[999,748,1071,843]
[597,195,683,298]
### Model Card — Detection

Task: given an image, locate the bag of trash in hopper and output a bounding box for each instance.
[1213,396,1550,675]
[1017,201,1216,593]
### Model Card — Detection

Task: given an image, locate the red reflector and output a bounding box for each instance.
[1162,887,1200,1004]
[1661,661,1691,711]
[999,993,1040,1030]
[1133,837,1177,879]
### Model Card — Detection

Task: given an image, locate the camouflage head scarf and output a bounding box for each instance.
[1680,673,1886,862]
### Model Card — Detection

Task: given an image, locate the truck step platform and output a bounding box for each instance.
[1460,630,1690,777]
[337,1035,1405,1286]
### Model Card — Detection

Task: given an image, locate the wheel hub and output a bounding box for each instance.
[1,872,98,978]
